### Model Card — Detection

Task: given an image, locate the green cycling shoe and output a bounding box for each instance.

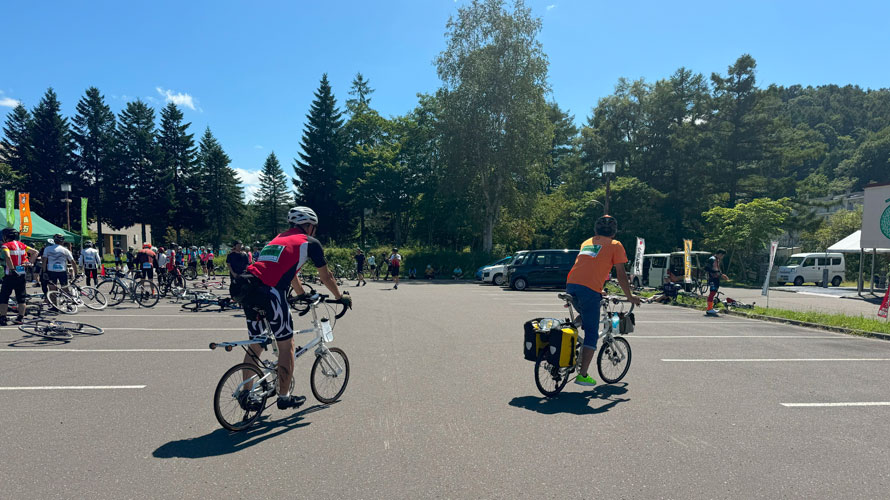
[574,373,596,386]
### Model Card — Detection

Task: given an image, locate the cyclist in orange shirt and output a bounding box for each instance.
[565,215,641,387]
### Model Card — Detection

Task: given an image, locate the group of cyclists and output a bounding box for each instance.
[356,248,402,289]
[112,244,224,282]
[3,200,703,408]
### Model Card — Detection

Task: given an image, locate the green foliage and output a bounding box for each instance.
[803,207,863,250]
[72,87,116,252]
[254,152,292,239]
[29,88,75,221]
[703,198,792,279]
[0,162,22,191]
[157,102,198,242]
[293,74,345,243]
[198,128,243,250]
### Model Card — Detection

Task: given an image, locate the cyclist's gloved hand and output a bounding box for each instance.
[295,292,313,302]
[334,293,352,310]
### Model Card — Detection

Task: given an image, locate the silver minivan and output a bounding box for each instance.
[777,253,845,287]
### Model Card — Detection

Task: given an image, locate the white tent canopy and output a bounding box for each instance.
[827,230,890,254]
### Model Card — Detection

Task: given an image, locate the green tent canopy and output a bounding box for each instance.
[0,207,82,245]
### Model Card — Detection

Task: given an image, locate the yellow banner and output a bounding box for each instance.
[683,239,693,284]
[18,193,32,237]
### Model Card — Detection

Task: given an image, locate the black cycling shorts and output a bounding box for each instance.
[0,274,27,303]
[391,266,400,277]
[245,285,294,341]
[46,271,69,286]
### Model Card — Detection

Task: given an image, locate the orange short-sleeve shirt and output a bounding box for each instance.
[566,236,628,293]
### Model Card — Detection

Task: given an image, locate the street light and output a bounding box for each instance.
[602,161,616,215]
[60,183,72,231]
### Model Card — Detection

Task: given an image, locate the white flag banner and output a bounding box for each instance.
[762,240,779,297]
[633,237,645,277]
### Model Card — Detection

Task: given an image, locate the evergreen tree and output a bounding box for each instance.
[72,87,116,254]
[157,103,198,242]
[294,74,345,242]
[1,104,33,191]
[346,72,375,116]
[29,88,75,224]
[255,152,292,238]
[198,128,243,250]
[113,99,160,239]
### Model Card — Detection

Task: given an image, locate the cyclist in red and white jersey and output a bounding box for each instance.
[236,206,352,411]
[0,228,38,325]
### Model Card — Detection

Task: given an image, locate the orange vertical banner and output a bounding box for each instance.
[19,193,32,237]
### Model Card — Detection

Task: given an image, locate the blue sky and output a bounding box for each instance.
[3,0,889,198]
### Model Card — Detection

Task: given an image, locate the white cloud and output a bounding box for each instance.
[547,4,556,10]
[234,167,262,201]
[0,90,20,108]
[155,86,198,111]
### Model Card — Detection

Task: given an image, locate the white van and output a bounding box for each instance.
[633,251,710,288]
[777,253,845,287]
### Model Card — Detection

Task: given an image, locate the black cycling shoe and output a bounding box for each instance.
[0,316,7,327]
[276,395,306,410]
[237,391,263,412]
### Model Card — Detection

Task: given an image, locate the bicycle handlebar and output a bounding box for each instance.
[289,292,350,319]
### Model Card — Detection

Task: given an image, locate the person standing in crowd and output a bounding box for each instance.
[78,240,101,286]
[43,234,78,293]
[354,249,367,286]
[134,244,157,281]
[0,228,38,326]
[157,246,168,283]
[388,247,402,290]
[705,249,729,317]
[206,247,216,277]
[114,244,123,271]
[368,254,377,280]
[226,240,249,279]
[125,247,135,273]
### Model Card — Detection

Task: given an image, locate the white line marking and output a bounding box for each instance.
[794,292,842,299]
[662,358,890,362]
[636,335,840,339]
[0,385,146,390]
[781,402,890,407]
[0,349,208,352]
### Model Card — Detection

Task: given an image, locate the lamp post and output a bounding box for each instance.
[60,183,72,231]
[602,161,616,215]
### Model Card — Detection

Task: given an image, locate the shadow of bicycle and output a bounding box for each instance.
[508,383,629,416]
[152,404,329,459]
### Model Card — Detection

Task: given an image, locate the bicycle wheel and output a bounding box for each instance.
[46,290,78,314]
[96,280,126,307]
[134,280,159,308]
[62,320,104,336]
[181,300,211,312]
[214,363,271,432]
[185,266,197,280]
[18,320,74,340]
[79,286,108,310]
[597,337,632,384]
[310,347,350,404]
[534,351,570,398]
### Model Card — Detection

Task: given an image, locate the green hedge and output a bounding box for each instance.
[303,247,511,278]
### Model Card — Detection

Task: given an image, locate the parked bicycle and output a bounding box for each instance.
[533,294,634,398]
[19,319,104,340]
[209,292,350,431]
[712,292,754,312]
[45,276,108,314]
[96,272,159,308]
[181,293,241,313]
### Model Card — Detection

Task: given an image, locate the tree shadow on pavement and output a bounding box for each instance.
[152,404,329,459]
[508,383,629,415]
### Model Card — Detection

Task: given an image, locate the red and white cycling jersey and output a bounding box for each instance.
[2,241,33,275]
[247,229,327,290]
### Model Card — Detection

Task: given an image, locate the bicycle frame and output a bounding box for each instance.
[210,294,345,397]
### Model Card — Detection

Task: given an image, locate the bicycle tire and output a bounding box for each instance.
[597,337,632,384]
[80,286,108,310]
[46,290,78,314]
[135,280,159,308]
[185,267,198,281]
[534,351,570,398]
[310,347,350,404]
[96,279,126,307]
[181,300,211,312]
[18,320,74,340]
[214,363,270,432]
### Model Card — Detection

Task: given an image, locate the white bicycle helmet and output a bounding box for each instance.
[288,206,319,226]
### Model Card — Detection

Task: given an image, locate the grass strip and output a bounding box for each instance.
[669,292,890,336]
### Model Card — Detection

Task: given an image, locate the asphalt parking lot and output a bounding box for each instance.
[2,281,889,499]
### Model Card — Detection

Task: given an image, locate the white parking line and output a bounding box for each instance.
[0,385,146,390]
[793,292,842,299]
[662,358,890,362]
[0,349,208,352]
[781,402,890,407]
[636,335,840,339]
